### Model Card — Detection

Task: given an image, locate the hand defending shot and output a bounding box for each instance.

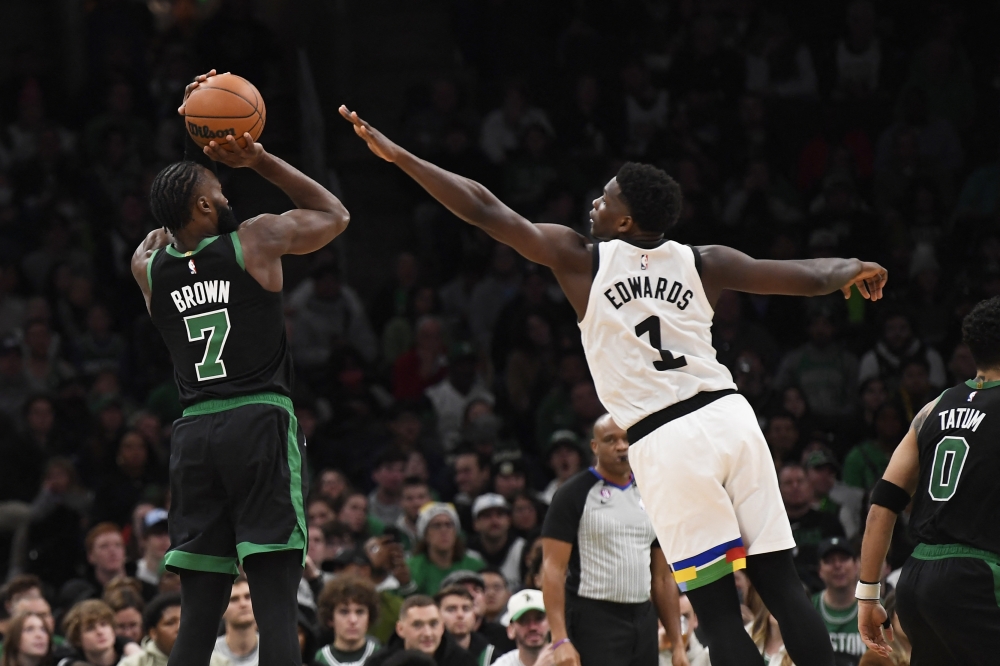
[339,105,403,162]
[842,261,888,300]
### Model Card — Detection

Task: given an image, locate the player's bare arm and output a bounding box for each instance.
[697,244,888,308]
[340,105,594,318]
[540,538,582,666]
[856,400,931,655]
[650,546,689,666]
[130,228,175,311]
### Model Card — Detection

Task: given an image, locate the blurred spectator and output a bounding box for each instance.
[59,524,152,606]
[467,495,525,593]
[620,62,668,158]
[103,583,144,645]
[857,310,946,391]
[426,344,493,453]
[903,37,975,132]
[404,79,478,160]
[316,469,349,506]
[713,291,781,373]
[779,463,845,591]
[842,403,906,491]
[407,504,483,596]
[491,459,527,503]
[90,432,164,529]
[841,378,888,450]
[1,611,53,666]
[480,569,510,626]
[468,246,521,356]
[804,448,864,540]
[21,320,75,394]
[396,478,432,552]
[56,599,136,666]
[211,576,258,666]
[538,431,586,505]
[746,583,790,665]
[314,576,382,666]
[896,357,934,422]
[491,590,549,666]
[657,594,710,666]
[433,586,495,665]
[722,159,803,227]
[336,492,380,547]
[370,252,422,339]
[833,1,882,100]
[745,13,818,100]
[764,412,801,464]
[439,570,513,655]
[811,538,865,664]
[946,343,977,385]
[479,84,554,165]
[307,497,338,531]
[534,354,589,448]
[775,306,858,422]
[509,493,541,540]
[369,450,408,526]
[452,451,492,529]
[555,75,620,171]
[117,593,210,666]
[391,317,448,402]
[667,14,745,104]
[366,595,476,666]
[0,336,30,423]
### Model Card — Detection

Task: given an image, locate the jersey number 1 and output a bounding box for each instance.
[184,308,231,381]
[634,315,687,371]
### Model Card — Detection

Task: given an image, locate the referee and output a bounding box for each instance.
[541,414,687,666]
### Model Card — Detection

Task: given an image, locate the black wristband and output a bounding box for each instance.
[870,479,911,514]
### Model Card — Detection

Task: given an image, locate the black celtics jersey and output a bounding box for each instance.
[911,380,1000,554]
[147,231,293,407]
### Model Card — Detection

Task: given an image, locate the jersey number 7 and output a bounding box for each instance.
[184,308,231,381]
[634,315,687,371]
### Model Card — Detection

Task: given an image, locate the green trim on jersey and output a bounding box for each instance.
[230,231,246,270]
[147,248,160,290]
[162,550,239,576]
[180,391,307,567]
[965,378,1000,390]
[912,542,1000,564]
[166,235,220,258]
[811,593,865,659]
[314,638,380,666]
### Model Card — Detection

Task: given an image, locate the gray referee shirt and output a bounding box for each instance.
[541,467,657,603]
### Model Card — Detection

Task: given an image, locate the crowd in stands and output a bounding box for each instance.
[1,0,995,664]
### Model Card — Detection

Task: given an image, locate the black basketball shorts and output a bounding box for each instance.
[895,543,1000,666]
[163,392,309,576]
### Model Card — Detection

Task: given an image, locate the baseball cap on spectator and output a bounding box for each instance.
[472,493,510,519]
[440,570,485,590]
[547,430,585,457]
[330,547,371,570]
[492,456,526,480]
[817,537,855,560]
[500,589,545,626]
[143,508,169,536]
[803,449,839,472]
[416,502,460,540]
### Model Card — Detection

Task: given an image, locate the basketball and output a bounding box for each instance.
[183,73,266,148]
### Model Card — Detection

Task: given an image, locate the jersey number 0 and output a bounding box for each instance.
[184,308,231,381]
[634,315,687,371]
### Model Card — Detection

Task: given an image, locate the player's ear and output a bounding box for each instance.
[196,196,212,214]
[618,214,634,234]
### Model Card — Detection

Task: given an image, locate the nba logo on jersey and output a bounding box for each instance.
[640,254,649,270]
[188,259,197,275]
[969,391,977,402]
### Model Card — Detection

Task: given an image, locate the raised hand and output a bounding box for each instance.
[178,69,220,116]
[842,261,888,300]
[204,132,265,169]
[339,105,402,162]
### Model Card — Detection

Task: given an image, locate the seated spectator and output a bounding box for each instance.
[843,403,906,491]
[803,448,864,540]
[314,577,382,666]
[746,584,789,665]
[211,576,258,666]
[840,379,888,454]
[317,470,350,506]
[858,310,945,392]
[133,510,169,592]
[775,307,858,423]
[327,546,404,645]
[307,497,338,531]
[811,538,866,664]
[779,463,845,591]
[335,492,383,547]
[391,316,448,401]
[438,572,513,656]
[434,586,495,665]
[56,599,137,666]
[6,593,60,651]
[369,450,408,526]
[366,595,476,666]
[101,583,143,645]
[493,590,550,666]
[60,525,156,608]
[118,593,220,666]
[396,477,432,552]
[301,525,335,614]
[426,344,494,453]
[74,305,124,380]
[1,611,52,666]
[745,13,818,100]
[896,357,933,422]
[538,431,586,505]
[407,504,484,596]
[657,594,710,666]
[479,84,554,165]
[509,493,541,540]
[480,570,510,626]
[452,451,492,531]
[467,495,526,593]
[1,574,44,632]
[763,412,800,465]
[491,459,527,503]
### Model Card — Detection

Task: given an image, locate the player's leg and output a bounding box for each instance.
[744,550,834,666]
[682,577,763,666]
[166,570,232,666]
[243,550,304,666]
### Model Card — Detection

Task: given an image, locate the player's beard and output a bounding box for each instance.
[217,203,241,234]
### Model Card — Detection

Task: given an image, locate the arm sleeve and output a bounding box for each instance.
[541,474,591,544]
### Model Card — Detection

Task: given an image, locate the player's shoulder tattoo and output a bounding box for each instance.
[910,398,938,434]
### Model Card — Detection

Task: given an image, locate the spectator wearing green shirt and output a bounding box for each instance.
[407,504,484,596]
[811,538,866,665]
[842,403,905,490]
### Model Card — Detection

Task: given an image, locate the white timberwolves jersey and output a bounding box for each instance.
[579,240,735,430]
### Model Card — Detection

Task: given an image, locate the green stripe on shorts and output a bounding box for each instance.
[912,543,1000,608]
[182,391,308,567]
[163,550,239,576]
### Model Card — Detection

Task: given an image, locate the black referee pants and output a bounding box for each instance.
[566,593,658,666]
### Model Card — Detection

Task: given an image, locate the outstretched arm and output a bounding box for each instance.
[339,106,590,274]
[698,244,887,306]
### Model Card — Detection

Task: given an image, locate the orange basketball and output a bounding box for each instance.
[183,73,266,148]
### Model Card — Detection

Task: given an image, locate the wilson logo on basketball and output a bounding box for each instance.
[187,122,237,140]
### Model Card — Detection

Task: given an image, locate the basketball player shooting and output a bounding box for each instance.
[341,105,887,666]
[130,70,350,666]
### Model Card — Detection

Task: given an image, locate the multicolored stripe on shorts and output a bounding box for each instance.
[672,538,747,592]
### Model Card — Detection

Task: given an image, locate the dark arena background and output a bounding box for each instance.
[0,0,997,664]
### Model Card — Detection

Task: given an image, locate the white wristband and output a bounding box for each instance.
[855,581,881,601]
